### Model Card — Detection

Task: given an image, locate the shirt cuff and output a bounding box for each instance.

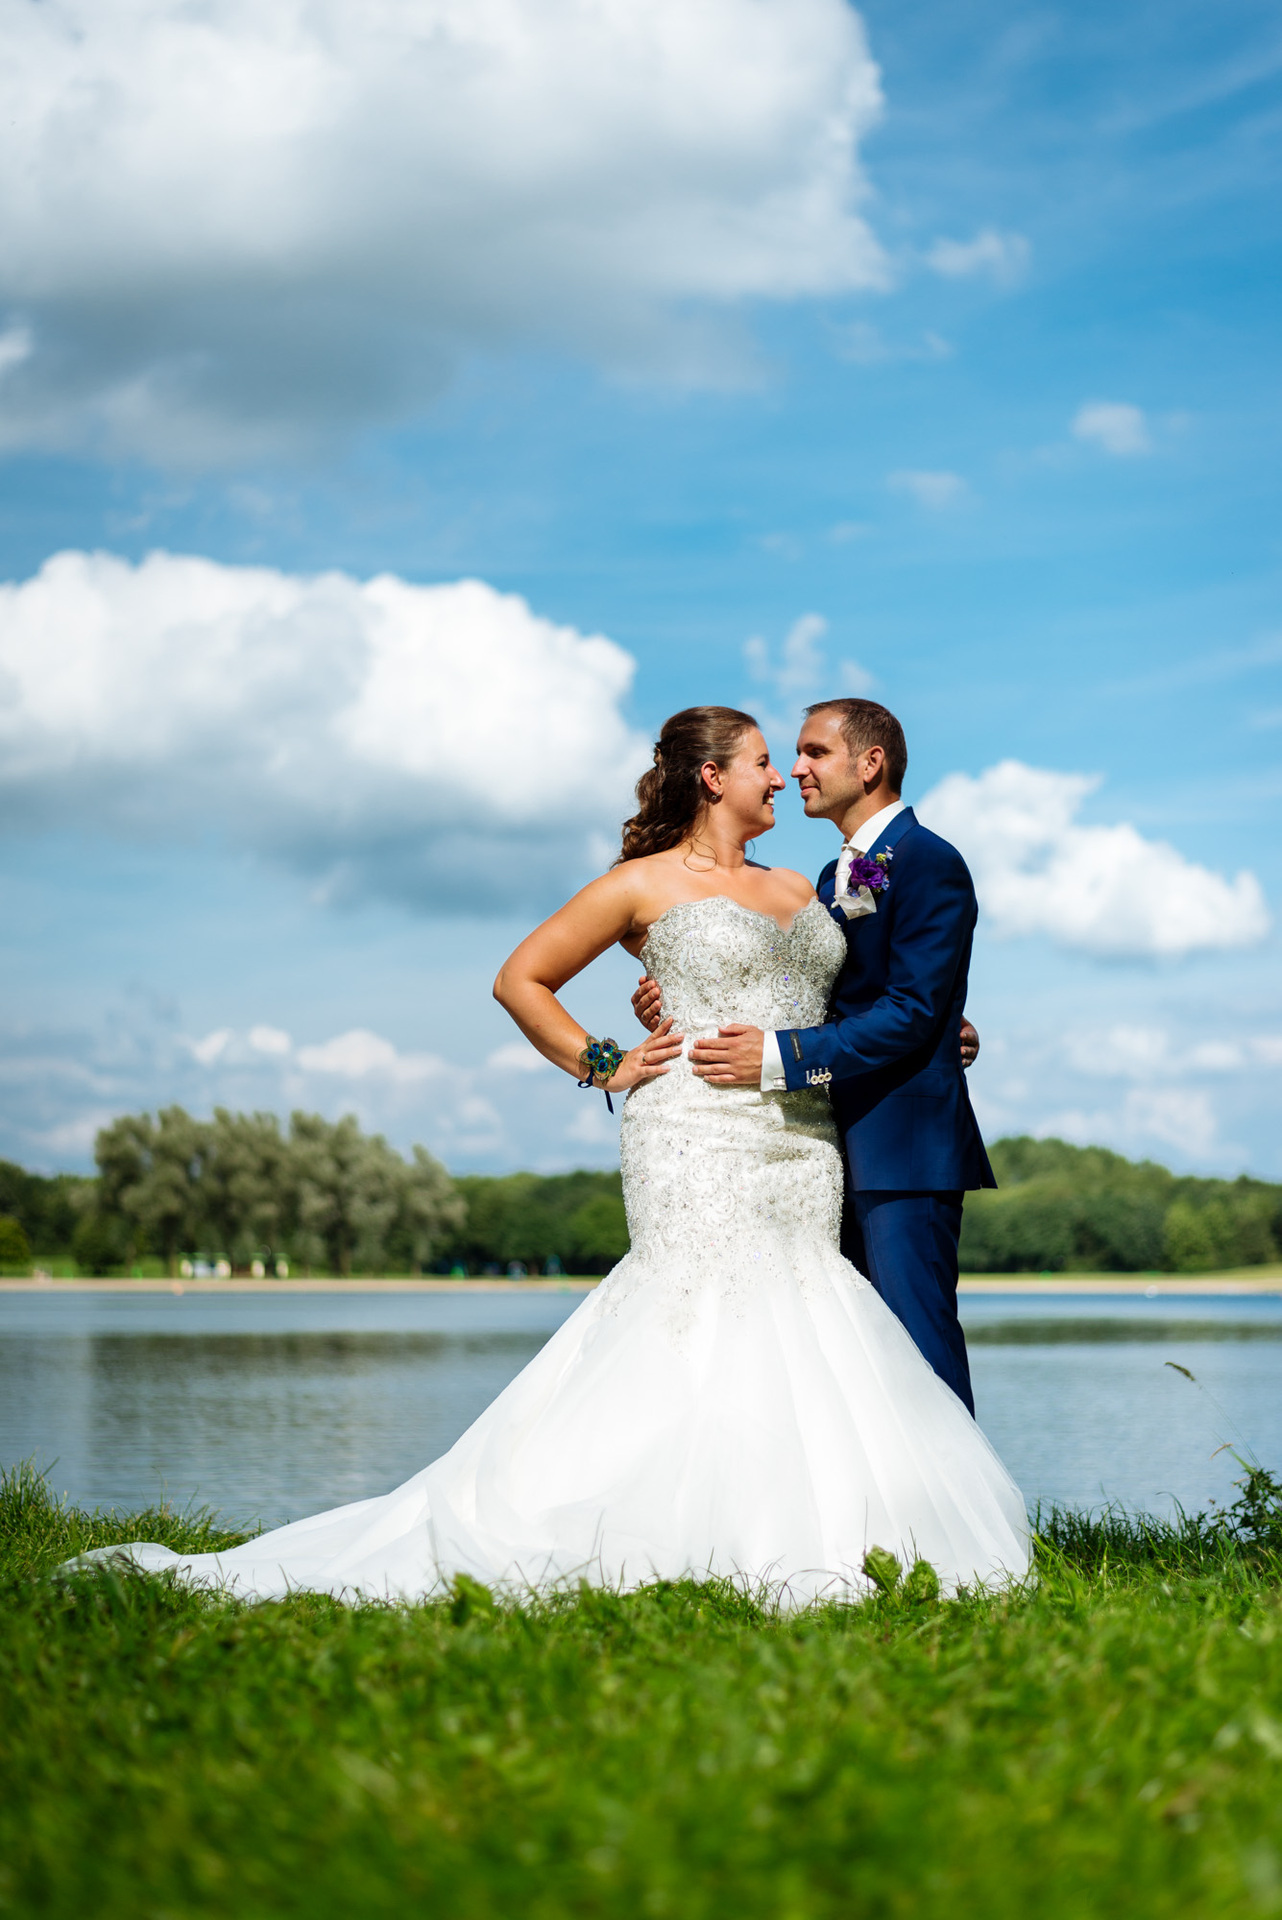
[760,1029,788,1092]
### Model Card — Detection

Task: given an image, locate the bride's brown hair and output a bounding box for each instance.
[617,706,759,863]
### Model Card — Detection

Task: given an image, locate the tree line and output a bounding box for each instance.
[959,1136,1282,1274]
[0,1113,1278,1277]
[0,1107,629,1278]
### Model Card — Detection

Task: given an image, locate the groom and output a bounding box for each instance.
[637,699,993,1415]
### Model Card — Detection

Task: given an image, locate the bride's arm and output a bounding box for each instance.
[493,871,683,1091]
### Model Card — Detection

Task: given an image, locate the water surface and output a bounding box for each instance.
[2,1288,1279,1528]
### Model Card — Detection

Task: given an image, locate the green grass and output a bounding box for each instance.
[3,1464,1282,1919]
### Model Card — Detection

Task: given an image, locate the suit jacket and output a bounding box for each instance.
[778,806,996,1192]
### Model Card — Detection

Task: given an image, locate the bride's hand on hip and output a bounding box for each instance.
[606,1017,685,1092]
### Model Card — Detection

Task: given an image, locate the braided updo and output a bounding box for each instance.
[617,706,759,863]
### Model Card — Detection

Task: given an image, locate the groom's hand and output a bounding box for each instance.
[960,1018,980,1069]
[690,1025,764,1086]
[632,975,664,1033]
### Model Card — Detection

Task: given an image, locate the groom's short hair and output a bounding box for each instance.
[803,699,908,792]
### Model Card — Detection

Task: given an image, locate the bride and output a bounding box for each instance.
[95,706,1029,1605]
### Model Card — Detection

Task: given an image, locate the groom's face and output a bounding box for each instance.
[792,713,862,823]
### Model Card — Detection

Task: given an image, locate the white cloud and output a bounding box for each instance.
[1040,1088,1219,1160]
[0,0,887,463]
[1120,1088,1219,1157]
[0,1004,632,1175]
[31,1112,119,1160]
[745,613,828,705]
[0,550,648,912]
[759,532,804,561]
[1188,1041,1246,1073]
[1071,401,1151,457]
[924,228,1029,285]
[1065,1024,1171,1078]
[917,760,1270,958]
[1253,1037,1282,1067]
[0,326,32,379]
[743,612,875,749]
[834,322,952,365]
[249,1025,292,1056]
[296,1029,445,1083]
[887,469,967,511]
[565,1101,621,1146]
[1064,1024,1256,1080]
[189,1029,233,1066]
[485,1042,555,1075]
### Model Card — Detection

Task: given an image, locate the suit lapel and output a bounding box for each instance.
[820,809,917,998]
[814,808,917,901]
[869,805,917,863]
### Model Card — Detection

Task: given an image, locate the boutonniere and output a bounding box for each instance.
[831,848,892,922]
[848,851,892,893]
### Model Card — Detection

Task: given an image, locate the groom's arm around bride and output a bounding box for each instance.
[685,700,992,1415]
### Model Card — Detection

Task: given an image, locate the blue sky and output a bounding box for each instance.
[0,0,1279,1178]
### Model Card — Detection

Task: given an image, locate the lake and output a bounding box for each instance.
[3,1287,1280,1530]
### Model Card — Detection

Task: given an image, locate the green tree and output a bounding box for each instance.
[202,1109,289,1266]
[395,1146,466,1274]
[70,1206,130,1277]
[1163,1199,1224,1271]
[566,1194,630,1271]
[0,1162,89,1253]
[1160,1196,1276,1273]
[285,1113,403,1274]
[0,1216,31,1271]
[1074,1192,1166,1271]
[961,1136,1281,1275]
[1226,1192,1278,1267]
[95,1107,207,1275]
[959,1187,1078,1273]
[440,1170,626,1274]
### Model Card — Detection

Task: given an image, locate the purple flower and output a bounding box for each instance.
[848,854,890,892]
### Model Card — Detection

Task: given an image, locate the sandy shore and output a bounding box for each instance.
[2,1270,1280,1297]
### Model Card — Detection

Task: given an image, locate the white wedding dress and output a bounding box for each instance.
[95,897,1030,1606]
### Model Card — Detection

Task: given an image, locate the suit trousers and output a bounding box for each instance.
[840,1189,973,1415]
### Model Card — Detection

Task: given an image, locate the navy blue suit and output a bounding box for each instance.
[777,807,994,1412]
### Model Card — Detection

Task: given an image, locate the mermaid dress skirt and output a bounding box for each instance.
[93,898,1030,1605]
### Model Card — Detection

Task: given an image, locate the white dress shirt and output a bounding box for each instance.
[759,798,907,1092]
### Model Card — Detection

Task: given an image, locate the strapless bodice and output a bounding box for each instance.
[638,895,845,1035]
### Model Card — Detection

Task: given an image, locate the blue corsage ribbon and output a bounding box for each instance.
[577,1036,625,1113]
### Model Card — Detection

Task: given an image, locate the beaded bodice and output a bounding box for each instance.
[638,895,845,1036]
[610,893,849,1327]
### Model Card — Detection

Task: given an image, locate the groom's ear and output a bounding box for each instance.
[857,744,888,790]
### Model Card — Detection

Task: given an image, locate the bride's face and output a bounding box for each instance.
[703,728,785,836]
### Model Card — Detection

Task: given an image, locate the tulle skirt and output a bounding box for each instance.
[93,1235,1030,1608]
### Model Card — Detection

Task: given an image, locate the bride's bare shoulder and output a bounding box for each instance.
[769,866,820,905]
[561,855,664,929]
